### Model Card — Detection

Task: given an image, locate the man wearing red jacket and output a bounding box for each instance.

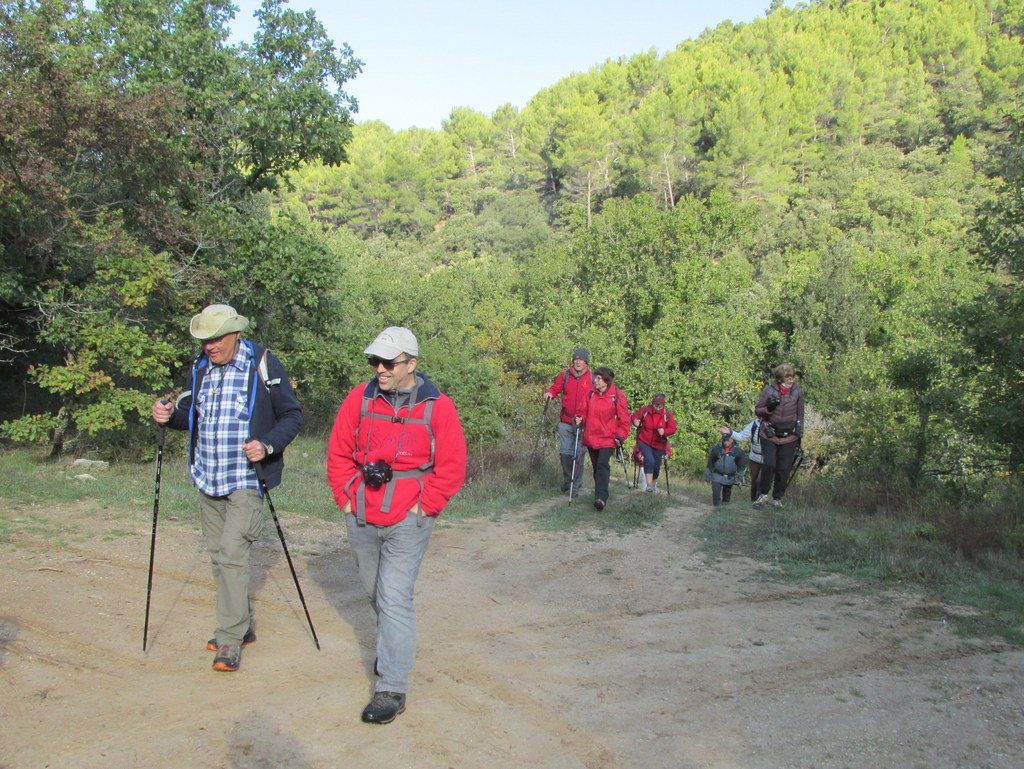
[543,348,595,496]
[327,327,466,725]
[578,367,631,510]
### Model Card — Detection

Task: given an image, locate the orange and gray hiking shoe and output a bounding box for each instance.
[212,643,242,672]
[206,628,256,652]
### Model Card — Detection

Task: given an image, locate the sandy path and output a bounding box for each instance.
[1,493,1021,769]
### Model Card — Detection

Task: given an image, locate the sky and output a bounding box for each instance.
[229,0,778,131]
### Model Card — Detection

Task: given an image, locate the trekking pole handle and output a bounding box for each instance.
[156,400,170,445]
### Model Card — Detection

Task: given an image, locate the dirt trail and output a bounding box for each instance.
[1,492,1022,769]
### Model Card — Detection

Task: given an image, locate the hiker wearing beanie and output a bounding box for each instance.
[705,429,747,506]
[543,347,595,495]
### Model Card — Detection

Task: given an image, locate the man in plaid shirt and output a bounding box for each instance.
[152,304,302,672]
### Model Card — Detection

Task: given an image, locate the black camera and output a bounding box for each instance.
[361,460,393,489]
[767,394,781,411]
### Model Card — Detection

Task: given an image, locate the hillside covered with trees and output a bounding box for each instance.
[3,0,1024,550]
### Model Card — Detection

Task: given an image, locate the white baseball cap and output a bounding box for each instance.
[364,327,419,359]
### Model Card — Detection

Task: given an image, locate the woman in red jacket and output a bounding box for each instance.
[631,393,677,493]
[577,367,631,510]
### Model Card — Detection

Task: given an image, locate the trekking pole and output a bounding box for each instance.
[143,417,166,652]
[616,445,630,488]
[568,424,581,503]
[252,459,320,650]
[663,458,671,497]
[788,444,805,487]
[530,398,551,463]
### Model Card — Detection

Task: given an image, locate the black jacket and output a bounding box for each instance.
[167,340,302,490]
[705,442,746,485]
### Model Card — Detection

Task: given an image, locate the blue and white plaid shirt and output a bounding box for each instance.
[191,345,259,497]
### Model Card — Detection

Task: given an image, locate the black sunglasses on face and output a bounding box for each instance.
[367,356,412,371]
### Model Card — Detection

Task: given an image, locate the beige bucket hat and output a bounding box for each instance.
[189,304,249,341]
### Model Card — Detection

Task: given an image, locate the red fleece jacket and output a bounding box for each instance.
[327,375,466,526]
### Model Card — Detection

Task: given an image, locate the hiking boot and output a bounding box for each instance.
[212,643,242,672]
[771,498,785,508]
[206,628,256,652]
[361,691,406,724]
[752,493,770,510]
[594,499,606,511]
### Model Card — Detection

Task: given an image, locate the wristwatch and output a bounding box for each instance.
[261,441,274,456]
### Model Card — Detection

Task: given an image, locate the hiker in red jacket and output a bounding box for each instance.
[578,367,630,510]
[631,393,677,493]
[327,327,466,725]
[543,348,595,495]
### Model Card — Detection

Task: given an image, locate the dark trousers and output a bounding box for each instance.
[711,482,733,506]
[587,447,614,503]
[758,441,799,500]
[747,460,763,501]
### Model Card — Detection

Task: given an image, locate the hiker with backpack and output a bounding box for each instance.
[543,347,595,496]
[752,364,805,509]
[704,430,747,506]
[577,367,631,510]
[722,420,765,502]
[631,393,677,493]
[151,304,303,672]
[327,327,466,725]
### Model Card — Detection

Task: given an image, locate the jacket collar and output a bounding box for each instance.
[363,372,440,405]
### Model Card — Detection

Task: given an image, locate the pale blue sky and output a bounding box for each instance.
[230,0,777,131]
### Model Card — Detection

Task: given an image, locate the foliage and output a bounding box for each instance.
[4,0,1024,545]
[959,108,1024,470]
[0,0,360,452]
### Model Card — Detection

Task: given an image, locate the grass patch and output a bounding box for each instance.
[443,441,563,521]
[0,436,670,544]
[533,486,668,535]
[697,499,1024,646]
[0,436,339,546]
[0,511,78,548]
[0,443,199,522]
[0,435,578,536]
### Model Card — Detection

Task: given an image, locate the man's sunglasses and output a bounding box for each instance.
[367,356,413,371]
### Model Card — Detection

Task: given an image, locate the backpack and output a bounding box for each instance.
[244,341,279,390]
